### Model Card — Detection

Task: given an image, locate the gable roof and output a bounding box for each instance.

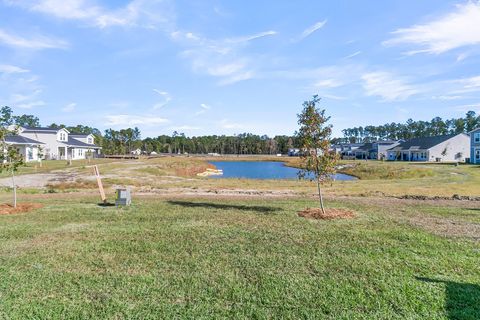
[5,135,44,145]
[387,134,464,151]
[21,126,70,134]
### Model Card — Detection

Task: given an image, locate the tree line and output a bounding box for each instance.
[4,105,480,155]
[338,111,480,143]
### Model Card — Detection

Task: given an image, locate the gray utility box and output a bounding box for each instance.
[115,188,131,206]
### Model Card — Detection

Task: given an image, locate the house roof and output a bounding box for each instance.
[22,126,70,133]
[387,134,464,151]
[69,134,92,138]
[5,135,44,145]
[66,137,100,148]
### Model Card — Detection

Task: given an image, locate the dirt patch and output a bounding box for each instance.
[0,203,44,215]
[298,208,356,220]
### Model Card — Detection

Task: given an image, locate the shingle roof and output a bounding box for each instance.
[5,135,44,145]
[66,137,100,148]
[387,134,463,151]
[22,126,69,133]
[69,134,90,137]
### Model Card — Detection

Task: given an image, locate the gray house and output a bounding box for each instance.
[469,128,480,164]
[387,134,469,162]
[353,140,402,160]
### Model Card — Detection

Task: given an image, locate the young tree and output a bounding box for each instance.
[0,125,24,208]
[296,95,339,214]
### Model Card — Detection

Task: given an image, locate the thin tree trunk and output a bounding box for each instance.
[316,178,325,214]
[11,169,16,208]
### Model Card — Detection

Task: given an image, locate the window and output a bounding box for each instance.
[476,150,480,160]
[28,148,33,160]
[87,137,93,144]
[59,132,67,141]
[78,149,83,156]
[475,133,480,143]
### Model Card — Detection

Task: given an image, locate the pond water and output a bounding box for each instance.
[208,161,357,180]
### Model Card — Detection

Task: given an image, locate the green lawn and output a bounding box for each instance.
[0,195,478,318]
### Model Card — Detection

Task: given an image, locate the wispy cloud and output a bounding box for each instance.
[195,103,211,115]
[451,75,480,93]
[299,20,327,40]
[173,29,276,85]
[344,51,362,59]
[361,71,419,101]
[105,114,169,126]
[16,100,46,109]
[62,102,76,112]
[384,2,480,55]
[152,89,172,109]
[0,28,68,49]
[0,64,29,74]
[227,30,277,43]
[5,0,174,29]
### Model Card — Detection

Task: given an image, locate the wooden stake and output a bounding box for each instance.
[93,165,106,203]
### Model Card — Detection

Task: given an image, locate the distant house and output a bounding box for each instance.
[5,135,44,163]
[357,140,403,160]
[469,128,480,164]
[15,127,102,160]
[386,134,469,162]
[288,148,300,156]
[131,148,142,155]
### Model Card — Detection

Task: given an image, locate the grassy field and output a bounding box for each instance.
[1,156,479,318]
[0,194,478,318]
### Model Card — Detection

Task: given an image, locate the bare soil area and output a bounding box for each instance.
[298,207,356,220]
[0,203,44,215]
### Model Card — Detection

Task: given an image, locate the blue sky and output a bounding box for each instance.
[1,0,480,138]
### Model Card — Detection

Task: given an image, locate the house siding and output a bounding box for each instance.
[387,134,469,162]
[428,134,469,162]
[470,128,480,164]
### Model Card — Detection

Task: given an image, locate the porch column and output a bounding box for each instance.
[65,146,68,160]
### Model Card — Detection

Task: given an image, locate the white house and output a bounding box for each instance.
[386,134,469,162]
[5,135,44,163]
[16,127,101,160]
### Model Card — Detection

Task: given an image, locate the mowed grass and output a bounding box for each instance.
[0,195,478,318]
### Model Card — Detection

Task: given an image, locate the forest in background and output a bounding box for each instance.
[2,106,480,155]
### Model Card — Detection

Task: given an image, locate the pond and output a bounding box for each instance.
[208,161,357,180]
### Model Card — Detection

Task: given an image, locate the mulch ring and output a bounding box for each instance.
[0,203,44,215]
[298,208,356,220]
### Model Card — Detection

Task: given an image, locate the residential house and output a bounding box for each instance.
[4,135,44,163]
[16,127,101,160]
[386,134,469,162]
[469,128,480,164]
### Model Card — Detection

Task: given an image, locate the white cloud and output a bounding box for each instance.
[432,95,465,100]
[314,79,343,88]
[5,0,173,29]
[152,89,172,109]
[226,30,277,43]
[0,29,68,49]
[451,75,480,93]
[0,65,29,74]
[344,51,362,59]
[361,71,419,101]
[62,102,76,112]
[299,20,327,40]
[173,30,274,85]
[16,101,46,109]
[105,114,168,126]
[384,2,480,54]
[195,103,212,116]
